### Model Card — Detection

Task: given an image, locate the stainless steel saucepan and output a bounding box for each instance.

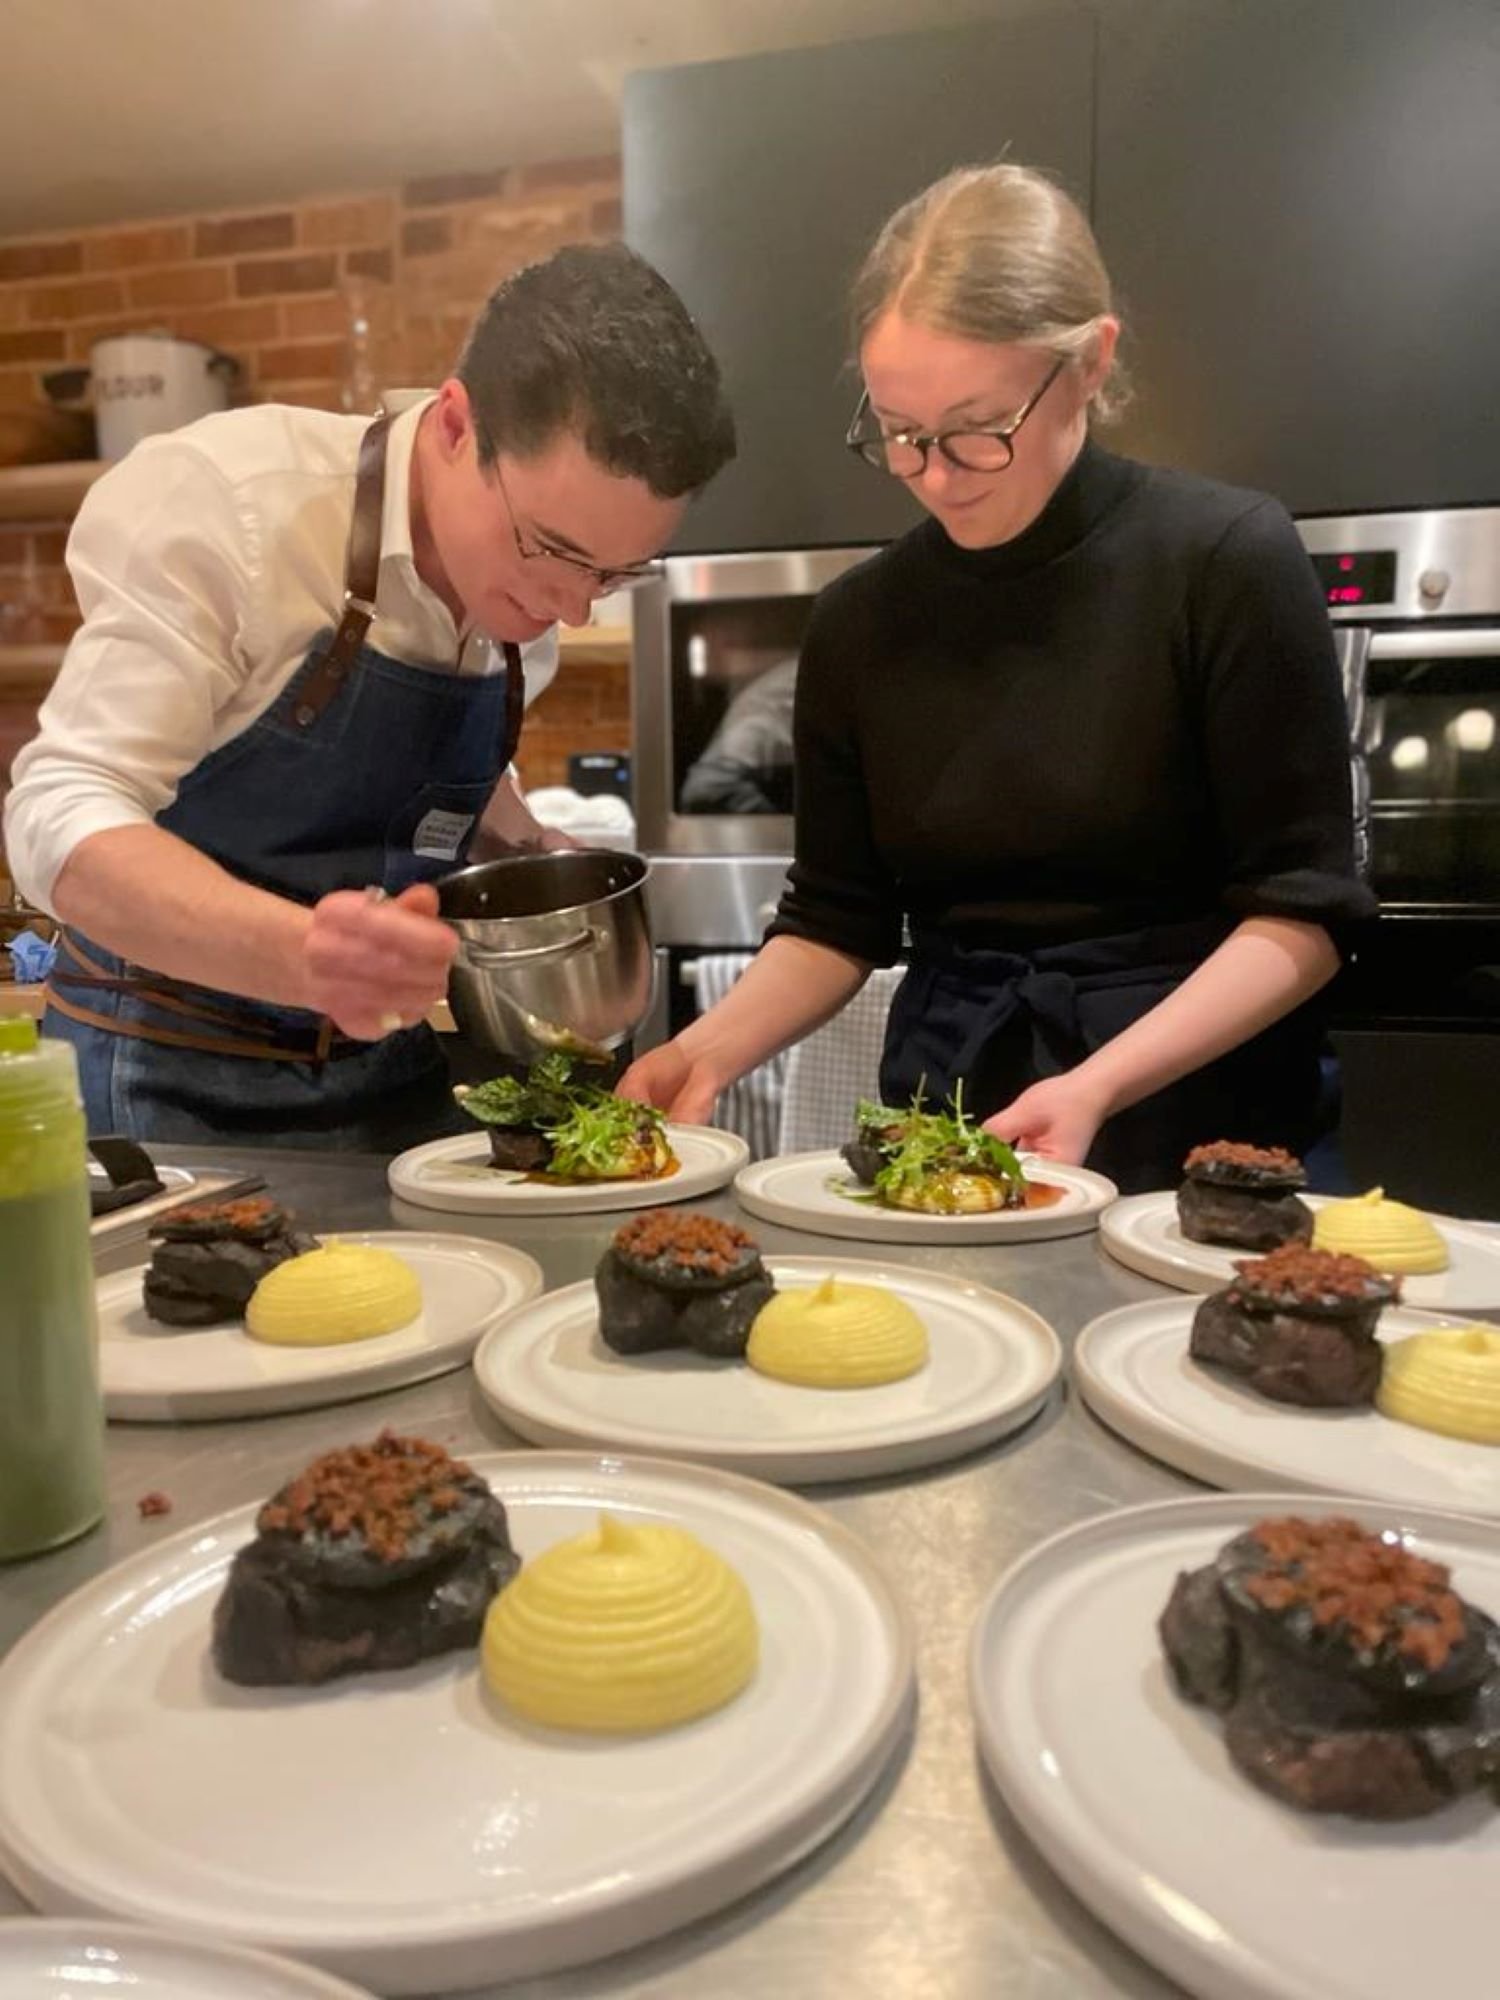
[435,849,654,1063]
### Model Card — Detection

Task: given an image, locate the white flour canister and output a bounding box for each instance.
[90,334,239,459]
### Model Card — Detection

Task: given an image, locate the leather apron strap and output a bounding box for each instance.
[291,411,392,726]
[295,410,527,761]
[46,932,360,1063]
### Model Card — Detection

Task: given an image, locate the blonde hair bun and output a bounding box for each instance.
[851,162,1127,419]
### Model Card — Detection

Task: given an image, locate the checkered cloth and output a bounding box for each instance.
[691,954,787,1160]
[779,968,907,1154]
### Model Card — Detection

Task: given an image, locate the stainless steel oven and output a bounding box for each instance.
[631,548,874,857]
[1300,504,1500,916]
[1298,504,1500,1215]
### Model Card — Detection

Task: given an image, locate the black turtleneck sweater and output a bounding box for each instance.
[771,441,1377,965]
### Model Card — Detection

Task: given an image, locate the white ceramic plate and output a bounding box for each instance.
[733,1149,1117,1244]
[97,1231,543,1422]
[0,1451,915,1996]
[0,1919,375,1998]
[388,1124,749,1216]
[1100,1190,1500,1312]
[1075,1297,1500,1518]
[474,1255,1062,1483]
[971,1492,1500,2000]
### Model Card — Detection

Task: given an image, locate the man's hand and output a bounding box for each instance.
[617,1039,721,1124]
[302,883,457,1040]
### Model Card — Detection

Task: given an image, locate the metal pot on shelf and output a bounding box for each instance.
[436,849,655,1062]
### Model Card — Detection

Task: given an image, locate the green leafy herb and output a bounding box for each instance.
[869,1086,1025,1208]
[455,1054,670,1180]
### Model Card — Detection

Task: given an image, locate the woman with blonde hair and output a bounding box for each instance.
[623,164,1373,1190]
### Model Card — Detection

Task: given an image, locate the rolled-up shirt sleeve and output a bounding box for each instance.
[1189,498,1379,947]
[767,584,903,966]
[3,439,253,914]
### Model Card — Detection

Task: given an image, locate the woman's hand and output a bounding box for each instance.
[983,1069,1112,1166]
[617,1039,722,1124]
[302,883,457,1040]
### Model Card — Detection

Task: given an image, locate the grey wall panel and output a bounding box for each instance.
[1096,0,1500,512]
[625,13,1095,552]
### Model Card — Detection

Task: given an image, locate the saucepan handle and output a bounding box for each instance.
[459,927,594,969]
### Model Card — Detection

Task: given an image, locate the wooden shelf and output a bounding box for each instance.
[0,644,66,691]
[0,460,108,522]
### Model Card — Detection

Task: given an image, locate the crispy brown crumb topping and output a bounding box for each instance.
[1185,1140,1303,1174]
[257,1431,472,1562]
[1246,1516,1467,1670]
[614,1209,756,1275]
[1232,1243,1393,1305]
[159,1196,282,1231]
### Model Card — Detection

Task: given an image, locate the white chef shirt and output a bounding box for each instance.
[3,396,558,915]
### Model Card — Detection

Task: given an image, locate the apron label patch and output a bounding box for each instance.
[412,807,476,860]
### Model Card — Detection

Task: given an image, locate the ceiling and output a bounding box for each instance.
[0,0,997,236]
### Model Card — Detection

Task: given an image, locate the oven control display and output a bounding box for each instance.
[1310,548,1397,606]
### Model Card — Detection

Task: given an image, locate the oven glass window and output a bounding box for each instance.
[1367,656,1500,907]
[670,597,813,815]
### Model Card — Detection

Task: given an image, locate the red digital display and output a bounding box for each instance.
[1309,549,1397,607]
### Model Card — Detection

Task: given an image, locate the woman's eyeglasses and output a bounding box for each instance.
[845,355,1066,477]
[490,460,663,591]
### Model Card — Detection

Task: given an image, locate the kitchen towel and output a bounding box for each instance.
[691,953,786,1160]
[778,968,907,1155]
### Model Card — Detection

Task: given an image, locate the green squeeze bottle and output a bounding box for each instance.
[0,1015,105,1560]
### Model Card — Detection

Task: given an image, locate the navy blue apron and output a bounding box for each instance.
[44,414,524,1152]
[880,915,1328,1195]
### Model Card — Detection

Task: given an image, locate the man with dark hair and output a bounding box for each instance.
[6,242,733,1147]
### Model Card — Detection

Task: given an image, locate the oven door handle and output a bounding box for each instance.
[1369,627,1500,660]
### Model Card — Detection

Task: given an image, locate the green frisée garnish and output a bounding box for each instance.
[455,1054,673,1182]
[841,1083,1028,1214]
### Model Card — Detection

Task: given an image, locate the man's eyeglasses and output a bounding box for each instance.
[490,460,662,592]
[845,355,1066,478]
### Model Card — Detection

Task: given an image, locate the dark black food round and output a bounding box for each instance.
[1216,1527,1494,1701]
[609,1235,766,1295]
[1159,1541,1500,1818]
[595,1249,775,1357]
[213,1491,520,1687]
[256,1466,502,1591]
[142,1234,310,1326]
[1189,1290,1382,1406]
[1177,1180,1314,1251]
[1184,1155,1307,1193]
[151,1200,302,1246]
[487,1125,553,1172]
[840,1137,888,1186]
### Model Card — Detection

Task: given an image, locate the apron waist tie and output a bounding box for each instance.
[892,913,1238,1101]
[46,931,363,1065]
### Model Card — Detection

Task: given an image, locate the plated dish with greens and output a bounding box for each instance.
[734,1097,1117,1245]
[386,1058,748,1218]
[840,1095,1060,1216]
[455,1054,678,1185]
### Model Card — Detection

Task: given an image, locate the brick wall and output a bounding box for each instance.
[0,157,628,798]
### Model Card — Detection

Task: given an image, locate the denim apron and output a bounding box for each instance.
[44,414,525,1152]
[880,914,1328,1195]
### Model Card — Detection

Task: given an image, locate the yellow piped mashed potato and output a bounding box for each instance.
[1311,1187,1449,1274]
[1377,1324,1500,1444]
[747,1274,929,1387]
[245,1240,422,1346]
[482,1513,758,1733]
